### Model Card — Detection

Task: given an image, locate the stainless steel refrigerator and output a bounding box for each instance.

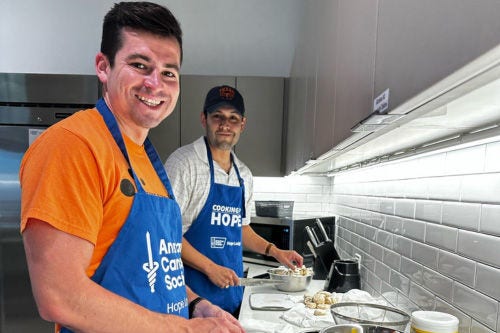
[0,73,98,332]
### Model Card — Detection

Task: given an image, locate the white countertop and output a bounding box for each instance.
[239,262,328,332]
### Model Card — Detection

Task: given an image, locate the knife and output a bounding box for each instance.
[306,240,317,258]
[237,278,284,287]
[305,226,319,247]
[316,218,331,242]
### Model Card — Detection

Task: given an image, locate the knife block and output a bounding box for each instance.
[312,240,338,280]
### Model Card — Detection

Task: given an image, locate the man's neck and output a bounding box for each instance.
[210,147,232,174]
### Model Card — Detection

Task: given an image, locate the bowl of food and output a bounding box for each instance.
[267,266,313,292]
[329,302,410,332]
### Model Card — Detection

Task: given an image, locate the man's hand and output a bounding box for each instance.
[272,249,303,269]
[206,264,239,288]
[191,299,245,332]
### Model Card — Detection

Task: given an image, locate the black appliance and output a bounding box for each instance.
[0,73,99,332]
[243,215,335,267]
[324,259,361,293]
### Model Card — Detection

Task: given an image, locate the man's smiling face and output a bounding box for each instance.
[96,27,181,140]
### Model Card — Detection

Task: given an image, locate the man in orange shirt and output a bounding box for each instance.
[19,2,243,332]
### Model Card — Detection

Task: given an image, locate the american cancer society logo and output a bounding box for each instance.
[210,237,226,249]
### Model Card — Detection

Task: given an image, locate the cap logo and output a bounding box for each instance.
[219,86,235,100]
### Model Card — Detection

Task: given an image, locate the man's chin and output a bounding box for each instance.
[214,141,233,151]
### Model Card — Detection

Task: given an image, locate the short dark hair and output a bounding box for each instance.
[100,1,183,67]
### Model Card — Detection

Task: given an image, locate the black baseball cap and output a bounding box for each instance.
[203,85,245,116]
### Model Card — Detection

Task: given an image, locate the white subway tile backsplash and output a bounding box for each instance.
[404,178,430,199]
[364,225,377,241]
[370,242,385,261]
[475,263,500,301]
[422,267,453,302]
[390,270,410,295]
[395,199,416,218]
[393,235,412,258]
[484,141,500,172]
[480,204,500,236]
[415,200,442,223]
[435,298,473,333]
[442,202,481,231]
[374,261,391,281]
[383,249,401,271]
[385,216,403,234]
[470,319,495,333]
[409,282,435,310]
[386,180,405,198]
[426,223,458,252]
[397,289,421,315]
[257,137,500,331]
[458,230,500,268]
[445,145,486,175]
[416,153,447,178]
[438,251,475,287]
[412,242,439,269]
[452,282,499,331]
[461,173,500,204]
[380,199,395,215]
[365,269,382,292]
[401,218,426,242]
[371,212,385,228]
[427,176,462,201]
[376,230,393,248]
[401,257,423,284]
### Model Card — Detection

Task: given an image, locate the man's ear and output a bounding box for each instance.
[200,112,207,129]
[240,117,247,132]
[95,52,110,84]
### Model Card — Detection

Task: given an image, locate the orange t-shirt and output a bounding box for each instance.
[20,108,168,276]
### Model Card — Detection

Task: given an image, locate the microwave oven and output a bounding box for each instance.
[243,215,335,267]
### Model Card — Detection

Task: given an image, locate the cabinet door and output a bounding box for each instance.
[235,77,285,176]
[285,3,320,174]
[375,0,500,113]
[313,0,338,158]
[148,103,180,163]
[180,76,235,146]
[333,0,377,145]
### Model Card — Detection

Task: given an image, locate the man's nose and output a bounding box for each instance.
[144,70,161,89]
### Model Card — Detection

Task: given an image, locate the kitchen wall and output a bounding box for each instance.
[253,136,500,333]
[252,176,332,217]
[1,0,302,77]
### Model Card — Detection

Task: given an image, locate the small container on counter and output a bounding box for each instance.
[410,311,459,333]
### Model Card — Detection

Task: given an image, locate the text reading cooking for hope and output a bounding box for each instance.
[210,205,242,227]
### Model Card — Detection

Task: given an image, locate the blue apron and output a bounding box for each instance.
[183,137,246,314]
[61,99,188,332]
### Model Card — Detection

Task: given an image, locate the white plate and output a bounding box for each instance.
[249,292,296,311]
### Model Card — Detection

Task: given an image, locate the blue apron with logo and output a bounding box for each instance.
[183,137,246,314]
[61,99,188,332]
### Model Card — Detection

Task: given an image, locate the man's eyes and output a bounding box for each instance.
[162,71,177,78]
[212,114,241,124]
[130,63,177,79]
[131,62,147,70]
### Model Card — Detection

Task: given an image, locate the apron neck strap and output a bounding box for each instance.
[203,136,246,217]
[95,98,175,198]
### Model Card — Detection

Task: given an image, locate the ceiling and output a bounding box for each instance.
[0,0,304,77]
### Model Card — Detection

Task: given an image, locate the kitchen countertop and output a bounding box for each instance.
[239,262,328,332]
